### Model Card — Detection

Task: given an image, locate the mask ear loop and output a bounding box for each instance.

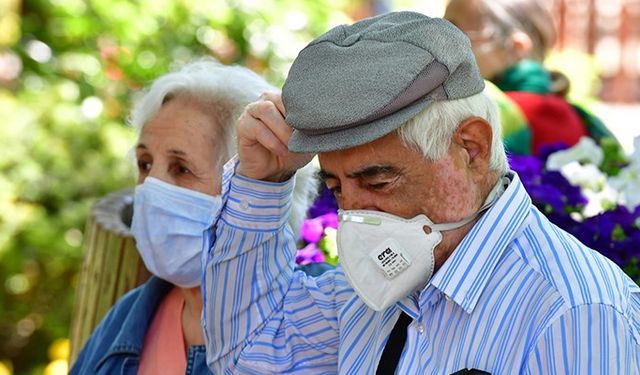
[340,176,509,231]
[429,176,508,233]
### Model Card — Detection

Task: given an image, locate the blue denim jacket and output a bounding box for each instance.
[70,277,210,375]
[70,263,333,375]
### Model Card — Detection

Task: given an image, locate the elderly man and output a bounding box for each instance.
[202,12,640,374]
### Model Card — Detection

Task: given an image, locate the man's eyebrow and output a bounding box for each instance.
[318,165,401,181]
[317,170,335,181]
[348,165,400,179]
[136,143,147,150]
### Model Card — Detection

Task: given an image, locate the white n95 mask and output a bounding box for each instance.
[338,177,507,311]
[131,177,222,288]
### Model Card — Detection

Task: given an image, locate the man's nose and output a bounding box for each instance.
[340,185,378,211]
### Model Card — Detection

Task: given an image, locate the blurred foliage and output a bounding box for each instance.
[1,0,356,373]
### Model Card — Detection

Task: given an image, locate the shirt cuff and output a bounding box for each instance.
[220,155,295,231]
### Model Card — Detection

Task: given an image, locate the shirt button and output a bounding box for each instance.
[416,324,425,334]
[444,295,452,302]
[240,199,250,210]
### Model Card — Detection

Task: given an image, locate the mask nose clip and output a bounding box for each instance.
[338,212,382,225]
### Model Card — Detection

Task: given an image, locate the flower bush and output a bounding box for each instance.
[511,136,640,282]
[297,136,640,284]
[296,186,339,266]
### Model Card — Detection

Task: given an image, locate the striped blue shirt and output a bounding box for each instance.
[203,158,640,374]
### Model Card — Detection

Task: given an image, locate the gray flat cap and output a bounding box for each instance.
[282,11,484,153]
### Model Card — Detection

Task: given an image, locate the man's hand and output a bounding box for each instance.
[236,92,314,182]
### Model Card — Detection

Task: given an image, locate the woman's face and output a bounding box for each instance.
[444,0,513,79]
[135,94,224,196]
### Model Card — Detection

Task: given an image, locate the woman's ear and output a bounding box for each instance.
[452,117,493,177]
[510,31,533,59]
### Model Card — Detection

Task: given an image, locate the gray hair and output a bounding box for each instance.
[396,90,508,174]
[480,0,556,62]
[130,58,275,166]
[129,58,318,236]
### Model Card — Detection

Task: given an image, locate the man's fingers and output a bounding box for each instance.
[237,111,288,156]
[252,120,289,156]
[236,94,311,181]
[260,91,286,115]
[246,99,293,148]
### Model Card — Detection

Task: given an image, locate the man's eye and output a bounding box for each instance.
[368,181,389,190]
[178,165,191,175]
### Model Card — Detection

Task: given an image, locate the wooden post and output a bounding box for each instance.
[68,190,150,365]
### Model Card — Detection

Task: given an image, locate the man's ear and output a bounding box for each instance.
[452,117,493,175]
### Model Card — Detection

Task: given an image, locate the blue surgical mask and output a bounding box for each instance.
[131,177,222,288]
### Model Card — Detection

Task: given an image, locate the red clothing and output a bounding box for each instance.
[138,287,187,375]
[506,91,589,155]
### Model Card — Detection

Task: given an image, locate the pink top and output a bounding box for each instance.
[138,287,187,375]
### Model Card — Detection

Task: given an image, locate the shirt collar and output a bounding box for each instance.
[427,172,532,314]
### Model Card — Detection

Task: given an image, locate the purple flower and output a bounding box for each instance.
[307,186,338,218]
[318,212,338,229]
[547,211,580,234]
[297,186,340,264]
[541,171,587,208]
[624,231,640,259]
[509,155,543,185]
[527,185,565,213]
[509,146,640,280]
[510,153,586,214]
[300,218,324,243]
[538,142,570,162]
[295,243,325,265]
[606,206,639,232]
[585,206,636,240]
[573,218,599,245]
[578,206,640,268]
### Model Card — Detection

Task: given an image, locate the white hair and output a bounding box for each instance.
[396,89,508,174]
[130,58,275,165]
[129,58,318,236]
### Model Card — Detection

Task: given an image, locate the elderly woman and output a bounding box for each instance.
[444,0,618,155]
[70,59,324,374]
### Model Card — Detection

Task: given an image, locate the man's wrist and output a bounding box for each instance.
[225,172,295,231]
[236,165,296,183]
